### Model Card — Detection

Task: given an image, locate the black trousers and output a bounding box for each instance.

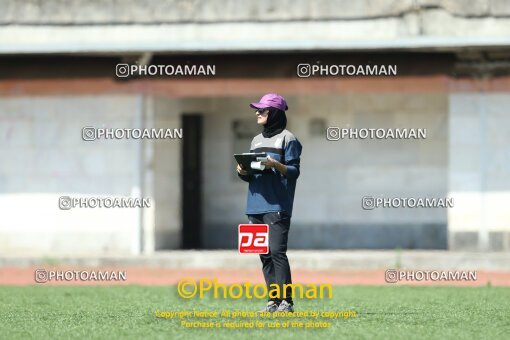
[248,211,293,304]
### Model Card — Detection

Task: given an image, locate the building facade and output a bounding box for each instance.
[1,1,509,254]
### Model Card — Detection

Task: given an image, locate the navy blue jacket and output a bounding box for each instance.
[238,129,302,216]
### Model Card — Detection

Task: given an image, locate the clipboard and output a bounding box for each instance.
[234,152,267,171]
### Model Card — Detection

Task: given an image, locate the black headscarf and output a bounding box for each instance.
[262,108,287,138]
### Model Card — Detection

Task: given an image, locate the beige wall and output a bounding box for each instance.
[1,91,508,254]
[0,95,142,255]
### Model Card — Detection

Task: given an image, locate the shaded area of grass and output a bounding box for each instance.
[1,285,509,340]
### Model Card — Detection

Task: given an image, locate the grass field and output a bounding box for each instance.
[1,285,509,340]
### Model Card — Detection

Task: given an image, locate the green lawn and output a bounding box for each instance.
[0,285,509,340]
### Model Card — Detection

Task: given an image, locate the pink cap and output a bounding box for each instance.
[250,93,288,111]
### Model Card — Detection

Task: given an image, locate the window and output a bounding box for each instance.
[309,118,326,137]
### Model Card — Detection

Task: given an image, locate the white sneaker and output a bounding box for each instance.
[276,300,294,312]
[259,300,279,313]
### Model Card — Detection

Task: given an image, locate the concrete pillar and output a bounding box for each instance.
[448,91,510,251]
